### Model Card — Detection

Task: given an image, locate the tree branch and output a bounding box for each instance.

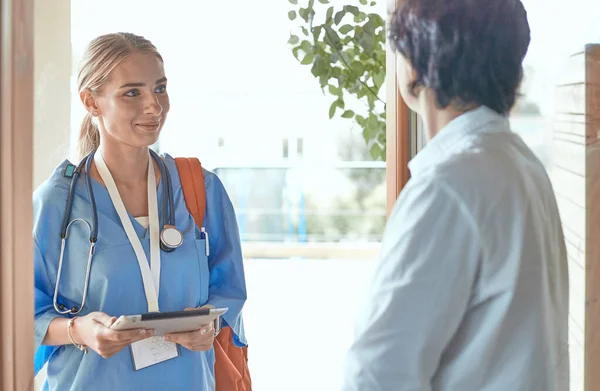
[322,26,385,105]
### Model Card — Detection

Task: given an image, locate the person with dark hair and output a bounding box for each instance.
[341,0,569,390]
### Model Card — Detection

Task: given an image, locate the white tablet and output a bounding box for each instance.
[110,307,228,336]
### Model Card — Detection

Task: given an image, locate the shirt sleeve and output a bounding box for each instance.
[34,236,66,375]
[341,179,481,391]
[205,186,248,347]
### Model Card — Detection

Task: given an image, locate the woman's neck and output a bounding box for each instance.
[97,140,150,186]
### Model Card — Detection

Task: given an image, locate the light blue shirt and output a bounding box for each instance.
[34,154,247,391]
[341,106,569,391]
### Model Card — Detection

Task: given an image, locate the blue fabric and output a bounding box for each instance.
[33,154,247,391]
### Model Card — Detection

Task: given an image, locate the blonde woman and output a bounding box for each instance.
[33,33,247,390]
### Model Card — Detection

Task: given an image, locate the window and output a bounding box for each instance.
[297,137,304,158]
[282,138,289,159]
[70,2,388,390]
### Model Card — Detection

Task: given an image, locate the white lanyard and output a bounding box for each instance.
[95,151,161,312]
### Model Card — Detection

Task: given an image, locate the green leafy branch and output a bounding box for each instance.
[288,0,387,160]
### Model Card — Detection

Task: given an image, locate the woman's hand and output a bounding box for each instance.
[72,312,154,358]
[162,307,215,351]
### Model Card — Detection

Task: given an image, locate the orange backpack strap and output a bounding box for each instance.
[174,157,252,391]
[174,157,206,227]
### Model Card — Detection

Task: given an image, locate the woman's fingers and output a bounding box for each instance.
[103,327,154,343]
[163,322,214,351]
[93,326,154,357]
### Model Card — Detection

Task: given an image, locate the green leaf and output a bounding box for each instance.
[323,25,341,48]
[369,13,385,28]
[339,24,353,34]
[334,10,345,25]
[300,40,312,53]
[288,0,298,4]
[359,53,370,62]
[357,31,375,53]
[359,0,368,5]
[292,47,301,60]
[373,70,385,90]
[319,75,329,88]
[363,124,375,142]
[363,19,375,34]
[339,51,352,65]
[328,85,341,96]
[312,25,323,40]
[311,55,327,77]
[298,8,308,22]
[370,143,383,160]
[301,27,309,36]
[288,10,297,20]
[351,61,366,75]
[348,81,361,93]
[301,53,315,65]
[354,11,367,23]
[341,110,355,118]
[329,101,338,119]
[370,1,376,5]
[367,112,379,129]
[343,5,360,16]
[326,6,334,22]
[318,0,329,3]
[288,35,299,45]
[328,99,345,118]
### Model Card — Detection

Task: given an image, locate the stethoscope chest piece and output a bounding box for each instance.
[160,225,183,251]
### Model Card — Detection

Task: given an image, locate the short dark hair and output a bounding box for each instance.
[389,0,530,115]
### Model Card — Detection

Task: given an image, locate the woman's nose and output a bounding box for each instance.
[144,93,163,116]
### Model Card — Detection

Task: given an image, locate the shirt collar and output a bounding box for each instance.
[408,105,510,176]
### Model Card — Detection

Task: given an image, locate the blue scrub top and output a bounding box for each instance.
[33,154,247,391]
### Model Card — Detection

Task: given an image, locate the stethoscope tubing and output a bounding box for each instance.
[53,149,178,314]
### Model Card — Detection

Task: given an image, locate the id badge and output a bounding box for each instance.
[130,336,180,371]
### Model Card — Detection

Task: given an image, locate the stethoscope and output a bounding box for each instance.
[53,149,183,315]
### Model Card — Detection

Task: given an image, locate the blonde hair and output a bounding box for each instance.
[76,32,163,161]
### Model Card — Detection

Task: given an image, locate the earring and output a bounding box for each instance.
[92,111,98,116]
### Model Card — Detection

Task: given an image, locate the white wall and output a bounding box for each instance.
[33,0,71,188]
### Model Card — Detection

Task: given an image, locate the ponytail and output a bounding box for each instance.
[76,113,100,162]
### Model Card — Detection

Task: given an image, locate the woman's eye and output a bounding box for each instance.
[155,84,167,94]
[125,89,140,97]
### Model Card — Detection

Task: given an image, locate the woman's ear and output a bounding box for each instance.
[80,89,100,116]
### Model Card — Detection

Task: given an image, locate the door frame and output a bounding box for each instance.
[0,0,35,389]
[385,0,411,216]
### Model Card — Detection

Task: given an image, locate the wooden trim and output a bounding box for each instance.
[385,0,410,217]
[585,43,600,391]
[0,0,35,390]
